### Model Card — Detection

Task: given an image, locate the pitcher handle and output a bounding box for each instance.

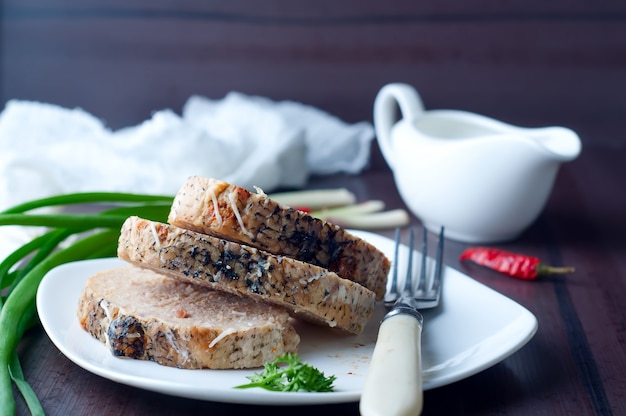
[373,83,425,169]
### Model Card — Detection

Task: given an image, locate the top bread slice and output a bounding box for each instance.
[168,176,390,300]
[117,216,376,335]
[77,266,299,369]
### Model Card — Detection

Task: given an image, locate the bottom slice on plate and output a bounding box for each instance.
[76,266,300,369]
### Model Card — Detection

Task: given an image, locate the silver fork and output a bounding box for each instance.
[360,226,445,416]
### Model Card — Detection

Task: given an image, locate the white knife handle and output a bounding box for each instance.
[359,313,423,416]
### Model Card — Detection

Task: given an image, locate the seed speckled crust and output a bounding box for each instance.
[117,216,376,335]
[168,176,390,300]
[77,266,300,369]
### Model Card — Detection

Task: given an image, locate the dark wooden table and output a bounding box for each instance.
[14,145,625,415]
[3,1,625,414]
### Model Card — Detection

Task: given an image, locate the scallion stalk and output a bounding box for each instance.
[0,191,174,416]
[269,188,356,210]
[0,229,120,416]
[1,192,173,215]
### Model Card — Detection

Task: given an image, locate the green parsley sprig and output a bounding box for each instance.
[235,353,336,392]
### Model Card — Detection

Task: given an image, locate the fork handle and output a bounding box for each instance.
[359,313,423,416]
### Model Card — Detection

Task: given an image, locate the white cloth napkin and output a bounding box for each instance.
[0,91,374,260]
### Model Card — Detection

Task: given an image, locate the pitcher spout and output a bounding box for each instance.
[528,126,582,162]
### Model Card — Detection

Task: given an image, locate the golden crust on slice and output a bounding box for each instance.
[77,266,299,369]
[117,216,376,335]
[168,176,390,300]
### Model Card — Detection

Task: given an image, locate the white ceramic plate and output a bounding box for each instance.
[36,230,537,405]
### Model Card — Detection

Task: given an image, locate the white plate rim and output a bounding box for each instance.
[36,229,538,405]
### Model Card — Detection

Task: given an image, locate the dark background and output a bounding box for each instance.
[3,3,626,416]
[2,1,625,163]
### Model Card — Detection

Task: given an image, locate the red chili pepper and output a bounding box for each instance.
[459,247,575,280]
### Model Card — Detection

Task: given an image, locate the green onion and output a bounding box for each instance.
[269,188,356,210]
[310,201,410,229]
[1,229,74,308]
[318,208,410,229]
[268,189,410,230]
[0,192,173,416]
[0,192,173,215]
[9,340,44,416]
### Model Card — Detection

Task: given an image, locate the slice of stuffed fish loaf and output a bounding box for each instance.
[167,176,390,300]
[77,266,299,369]
[117,216,376,335]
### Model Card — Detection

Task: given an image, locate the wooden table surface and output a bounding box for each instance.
[14,145,625,415]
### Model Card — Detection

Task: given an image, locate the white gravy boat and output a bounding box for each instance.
[374,83,582,243]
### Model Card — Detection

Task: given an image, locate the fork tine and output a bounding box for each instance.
[389,228,400,296]
[417,228,428,292]
[403,228,415,294]
[387,226,445,306]
[431,226,445,299]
